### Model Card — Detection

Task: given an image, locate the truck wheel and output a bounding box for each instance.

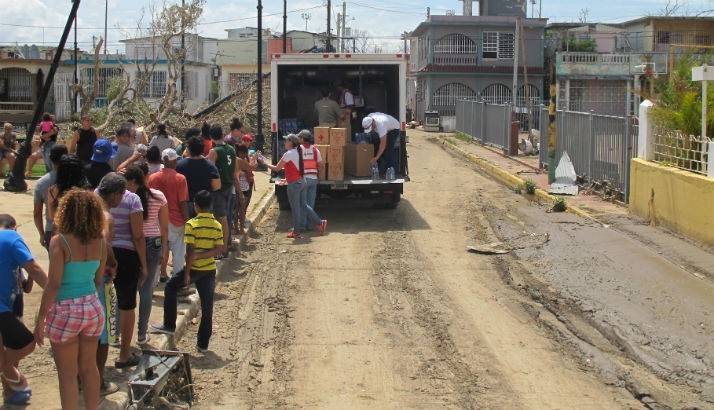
[385,192,401,209]
[275,186,291,210]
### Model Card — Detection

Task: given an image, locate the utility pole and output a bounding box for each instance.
[73,13,78,115]
[341,1,347,52]
[512,17,520,107]
[326,0,331,51]
[180,0,186,110]
[547,57,557,183]
[104,0,108,56]
[337,13,342,52]
[283,0,287,53]
[5,0,82,192]
[257,0,264,153]
[520,16,531,133]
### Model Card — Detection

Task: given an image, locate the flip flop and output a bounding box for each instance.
[2,371,30,395]
[114,353,141,369]
[4,389,31,406]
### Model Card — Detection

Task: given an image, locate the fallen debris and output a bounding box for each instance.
[467,242,510,255]
[549,152,579,196]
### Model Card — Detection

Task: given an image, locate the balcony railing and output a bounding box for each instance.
[557,52,668,76]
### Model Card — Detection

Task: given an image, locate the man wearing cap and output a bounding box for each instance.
[85,139,117,189]
[33,144,68,249]
[148,148,189,280]
[362,112,401,176]
[68,115,98,165]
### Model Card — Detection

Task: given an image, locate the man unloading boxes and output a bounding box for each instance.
[314,89,342,127]
[362,113,400,176]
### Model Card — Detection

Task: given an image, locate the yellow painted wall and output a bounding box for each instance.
[629,158,714,246]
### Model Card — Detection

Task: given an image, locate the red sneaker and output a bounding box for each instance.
[318,220,328,235]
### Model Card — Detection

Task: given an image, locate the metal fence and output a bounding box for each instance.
[653,128,711,175]
[455,99,512,149]
[539,108,638,201]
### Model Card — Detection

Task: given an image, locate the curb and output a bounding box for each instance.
[435,137,594,221]
[103,189,276,409]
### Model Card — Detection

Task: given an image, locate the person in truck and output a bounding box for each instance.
[362,113,401,176]
[314,88,342,127]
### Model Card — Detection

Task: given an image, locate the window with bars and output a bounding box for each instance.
[483,32,498,59]
[480,83,512,104]
[482,32,514,60]
[430,82,477,116]
[84,67,122,98]
[138,71,167,98]
[498,33,515,59]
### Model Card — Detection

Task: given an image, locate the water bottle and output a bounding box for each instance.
[371,163,380,180]
[386,167,395,180]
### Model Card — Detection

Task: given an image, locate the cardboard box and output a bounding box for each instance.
[345,144,373,177]
[315,145,330,164]
[327,146,344,180]
[329,128,347,147]
[314,127,331,145]
[318,162,326,181]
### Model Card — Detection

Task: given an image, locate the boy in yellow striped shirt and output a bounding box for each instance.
[151,190,223,353]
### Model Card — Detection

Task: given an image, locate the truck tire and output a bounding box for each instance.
[275,185,291,210]
[385,192,401,209]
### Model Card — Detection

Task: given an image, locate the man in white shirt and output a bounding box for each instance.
[338,83,355,139]
[362,112,401,176]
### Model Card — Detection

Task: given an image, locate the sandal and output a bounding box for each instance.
[100,381,120,396]
[4,389,31,406]
[2,371,30,394]
[114,353,141,369]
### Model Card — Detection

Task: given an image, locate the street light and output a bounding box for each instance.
[256,0,264,153]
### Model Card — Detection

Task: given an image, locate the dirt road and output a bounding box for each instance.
[177,133,683,409]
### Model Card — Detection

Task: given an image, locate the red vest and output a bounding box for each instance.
[302,145,319,176]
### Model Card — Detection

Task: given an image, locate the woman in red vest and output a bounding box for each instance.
[297,130,327,235]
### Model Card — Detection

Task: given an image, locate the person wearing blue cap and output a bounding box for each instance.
[85,139,117,189]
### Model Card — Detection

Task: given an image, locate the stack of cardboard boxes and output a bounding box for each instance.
[313,126,373,181]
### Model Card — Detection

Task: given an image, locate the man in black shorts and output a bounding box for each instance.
[0,214,48,405]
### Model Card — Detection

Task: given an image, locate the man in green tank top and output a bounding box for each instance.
[207,125,236,255]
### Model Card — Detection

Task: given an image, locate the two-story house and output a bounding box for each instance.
[409,0,546,124]
[553,16,714,116]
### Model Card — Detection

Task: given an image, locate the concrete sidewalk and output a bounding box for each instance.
[426,131,629,220]
[422,129,714,284]
[0,169,275,409]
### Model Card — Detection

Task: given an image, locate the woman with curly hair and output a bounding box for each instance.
[47,154,89,224]
[34,188,107,410]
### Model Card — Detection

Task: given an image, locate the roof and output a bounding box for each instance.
[620,15,714,26]
[411,15,547,36]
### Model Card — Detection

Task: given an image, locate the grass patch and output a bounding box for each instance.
[1,163,47,178]
[552,197,567,213]
[523,179,537,195]
[453,132,473,143]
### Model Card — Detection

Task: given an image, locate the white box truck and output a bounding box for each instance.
[269,53,409,209]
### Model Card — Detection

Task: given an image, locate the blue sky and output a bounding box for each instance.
[0,0,712,52]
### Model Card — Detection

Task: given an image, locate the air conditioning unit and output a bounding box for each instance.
[424,110,440,132]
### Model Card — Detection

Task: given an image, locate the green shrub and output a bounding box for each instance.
[524,179,537,195]
[552,197,567,213]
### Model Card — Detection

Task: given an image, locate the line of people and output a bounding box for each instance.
[0,117,258,408]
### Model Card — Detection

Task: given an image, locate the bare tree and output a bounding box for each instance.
[658,0,684,16]
[577,8,589,23]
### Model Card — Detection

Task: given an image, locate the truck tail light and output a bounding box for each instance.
[345,54,352,58]
[396,54,403,58]
[322,54,329,58]
[271,123,277,133]
[274,54,281,59]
